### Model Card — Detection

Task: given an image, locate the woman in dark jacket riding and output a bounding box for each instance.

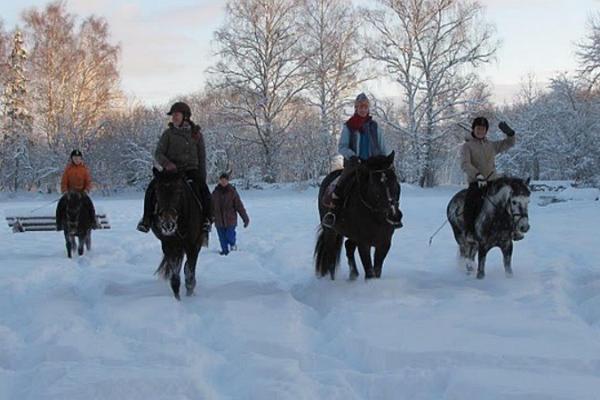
[137,102,213,233]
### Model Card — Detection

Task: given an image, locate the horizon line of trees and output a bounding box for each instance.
[1,0,599,193]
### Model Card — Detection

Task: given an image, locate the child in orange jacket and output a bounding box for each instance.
[56,150,98,230]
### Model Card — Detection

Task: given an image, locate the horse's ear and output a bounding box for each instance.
[525,177,531,186]
[387,151,395,164]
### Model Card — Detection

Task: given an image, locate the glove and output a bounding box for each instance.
[498,121,515,137]
[243,220,249,228]
[164,161,177,173]
[476,174,487,189]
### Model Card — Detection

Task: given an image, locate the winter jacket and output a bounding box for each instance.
[461,134,516,183]
[60,163,92,193]
[212,184,249,228]
[154,122,207,181]
[338,120,388,160]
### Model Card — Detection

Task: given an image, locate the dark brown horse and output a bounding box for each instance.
[149,170,205,300]
[314,152,402,280]
[59,191,94,258]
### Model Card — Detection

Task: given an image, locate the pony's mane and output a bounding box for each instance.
[487,177,531,197]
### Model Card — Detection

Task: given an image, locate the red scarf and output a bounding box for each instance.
[346,114,371,132]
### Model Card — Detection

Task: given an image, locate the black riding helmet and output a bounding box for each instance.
[70,149,83,158]
[167,102,192,119]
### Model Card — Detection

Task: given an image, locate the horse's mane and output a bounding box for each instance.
[363,154,394,171]
[487,177,531,198]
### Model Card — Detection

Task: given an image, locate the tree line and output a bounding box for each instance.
[1,0,599,192]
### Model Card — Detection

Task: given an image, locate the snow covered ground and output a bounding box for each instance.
[1,185,600,399]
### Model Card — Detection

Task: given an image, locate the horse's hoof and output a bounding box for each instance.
[174,293,181,301]
[349,273,359,281]
[505,270,513,278]
[476,271,485,280]
[186,289,195,297]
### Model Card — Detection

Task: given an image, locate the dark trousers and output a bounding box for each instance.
[216,226,236,254]
[56,192,96,227]
[464,182,485,235]
[142,169,212,222]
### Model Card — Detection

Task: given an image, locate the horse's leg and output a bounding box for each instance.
[78,234,85,256]
[170,253,184,300]
[357,244,375,280]
[373,241,391,279]
[85,230,92,251]
[502,241,514,278]
[345,239,359,281]
[65,231,72,258]
[477,244,489,280]
[184,245,200,296]
[465,240,477,274]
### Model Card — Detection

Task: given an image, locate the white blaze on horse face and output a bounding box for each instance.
[511,195,530,233]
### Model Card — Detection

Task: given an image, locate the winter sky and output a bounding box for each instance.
[1,0,598,105]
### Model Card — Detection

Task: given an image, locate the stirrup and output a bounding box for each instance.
[322,212,336,228]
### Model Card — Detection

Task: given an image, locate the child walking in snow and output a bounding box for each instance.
[212,173,250,255]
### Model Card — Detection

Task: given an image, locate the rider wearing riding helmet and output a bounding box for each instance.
[321,92,390,228]
[462,117,516,237]
[56,149,98,230]
[137,101,213,233]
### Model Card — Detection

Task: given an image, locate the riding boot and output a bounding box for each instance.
[200,182,213,233]
[464,182,483,238]
[137,179,156,233]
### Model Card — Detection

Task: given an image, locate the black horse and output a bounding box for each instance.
[60,191,94,258]
[315,152,402,280]
[149,170,205,300]
[447,177,531,279]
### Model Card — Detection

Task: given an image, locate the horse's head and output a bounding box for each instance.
[506,177,531,240]
[487,177,531,240]
[153,172,185,237]
[359,151,402,227]
[65,191,83,234]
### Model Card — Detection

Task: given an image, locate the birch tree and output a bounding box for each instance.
[301,0,367,165]
[211,0,309,182]
[365,0,497,186]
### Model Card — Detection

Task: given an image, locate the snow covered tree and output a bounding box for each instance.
[22,1,121,188]
[1,30,33,191]
[364,0,498,187]
[211,0,310,182]
[301,0,368,168]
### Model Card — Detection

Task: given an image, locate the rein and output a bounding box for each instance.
[355,166,398,214]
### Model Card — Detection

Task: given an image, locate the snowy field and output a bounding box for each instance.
[1,185,600,399]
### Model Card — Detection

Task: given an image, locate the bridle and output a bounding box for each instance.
[483,189,529,232]
[355,166,400,224]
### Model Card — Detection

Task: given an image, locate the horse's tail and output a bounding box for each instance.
[155,255,172,280]
[314,226,344,279]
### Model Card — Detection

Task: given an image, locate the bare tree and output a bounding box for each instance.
[22,1,120,180]
[365,0,497,186]
[211,0,309,182]
[301,0,368,166]
[577,13,600,90]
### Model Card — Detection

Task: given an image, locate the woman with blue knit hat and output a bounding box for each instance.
[322,92,390,228]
